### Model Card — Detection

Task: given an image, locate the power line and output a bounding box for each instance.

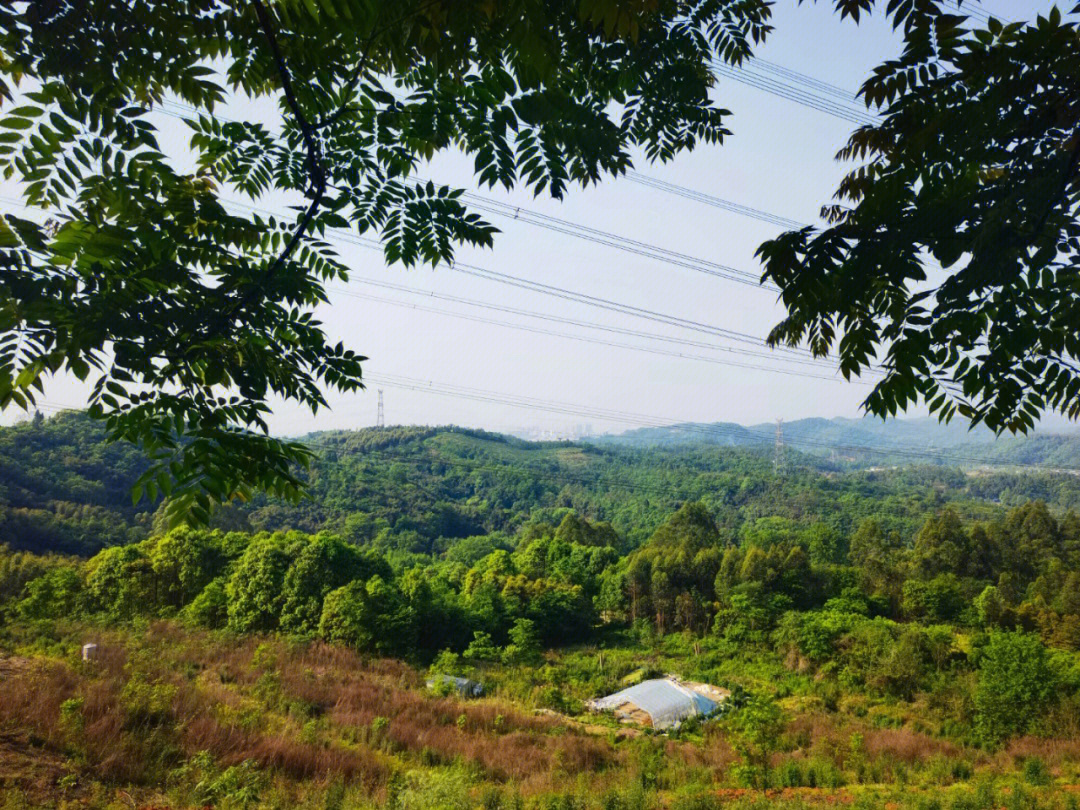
[713,61,878,126]
[444,260,820,360]
[713,2,1013,127]
[336,273,864,373]
[331,285,869,384]
[0,194,862,377]
[452,190,777,291]
[750,57,858,103]
[624,171,807,230]
[215,195,833,365]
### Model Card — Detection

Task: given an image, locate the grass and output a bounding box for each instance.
[1,620,1080,809]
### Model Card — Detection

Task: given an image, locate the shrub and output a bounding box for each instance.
[182,577,229,628]
[775,759,804,787]
[19,566,85,620]
[172,751,267,810]
[1021,756,1051,786]
[120,676,177,728]
[975,632,1057,746]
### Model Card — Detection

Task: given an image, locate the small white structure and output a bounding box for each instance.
[81,643,98,662]
[587,677,728,730]
[426,674,482,698]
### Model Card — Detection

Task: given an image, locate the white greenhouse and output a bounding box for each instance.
[586,677,727,730]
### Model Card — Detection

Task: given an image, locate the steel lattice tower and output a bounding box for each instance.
[376,389,384,428]
[774,418,785,474]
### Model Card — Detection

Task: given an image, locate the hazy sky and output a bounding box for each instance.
[5,1,1063,437]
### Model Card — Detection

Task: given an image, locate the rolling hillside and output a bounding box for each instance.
[598,415,1080,468]
[5,411,1080,556]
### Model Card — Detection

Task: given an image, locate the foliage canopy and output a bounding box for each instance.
[0,0,771,519]
[761,2,1080,433]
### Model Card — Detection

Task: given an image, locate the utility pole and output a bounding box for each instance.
[774,418,785,475]
[376,389,384,428]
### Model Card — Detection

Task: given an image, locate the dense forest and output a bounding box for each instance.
[4,413,1080,808]
[6,412,1080,557]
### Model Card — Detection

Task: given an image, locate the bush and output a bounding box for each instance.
[775,759,804,787]
[538,685,569,713]
[182,577,229,628]
[172,751,267,810]
[974,632,1057,746]
[1021,756,1051,786]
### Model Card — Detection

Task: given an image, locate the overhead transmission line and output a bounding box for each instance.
[215,196,839,367]
[710,4,1009,127]
[712,60,878,126]
[447,261,811,357]
[623,170,807,230]
[332,285,868,384]
[334,273,858,372]
[448,188,777,291]
[750,57,858,103]
[0,193,862,381]
[375,244,838,366]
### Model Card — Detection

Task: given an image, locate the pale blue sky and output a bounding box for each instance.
[5,1,1063,437]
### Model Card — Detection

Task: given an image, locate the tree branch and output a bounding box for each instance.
[238,0,327,310]
[313,0,445,131]
[1029,128,1080,242]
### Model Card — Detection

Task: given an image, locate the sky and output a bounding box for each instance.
[4,0,1066,439]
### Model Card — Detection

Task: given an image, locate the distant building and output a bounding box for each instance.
[586,677,728,730]
[426,674,483,698]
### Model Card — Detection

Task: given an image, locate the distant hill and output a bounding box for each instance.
[5,411,1080,557]
[594,416,1080,469]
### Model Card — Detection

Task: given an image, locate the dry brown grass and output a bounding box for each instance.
[0,730,79,802]
[673,737,739,772]
[783,710,962,770]
[1000,737,1080,773]
[281,644,613,780]
[0,622,615,794]
[861,728,958,764]
[0,628,387,787]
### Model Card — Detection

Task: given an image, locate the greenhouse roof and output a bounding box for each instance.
[587,678,719,730]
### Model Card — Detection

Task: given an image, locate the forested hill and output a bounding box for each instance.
[5,411,1080,558]
[599,415,1080,468]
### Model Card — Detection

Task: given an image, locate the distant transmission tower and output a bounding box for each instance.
[376,389,385,428]
[774,418,785,474]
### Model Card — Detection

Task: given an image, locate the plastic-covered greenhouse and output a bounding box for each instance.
[586,678,719,730]
[426,674,483,697]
